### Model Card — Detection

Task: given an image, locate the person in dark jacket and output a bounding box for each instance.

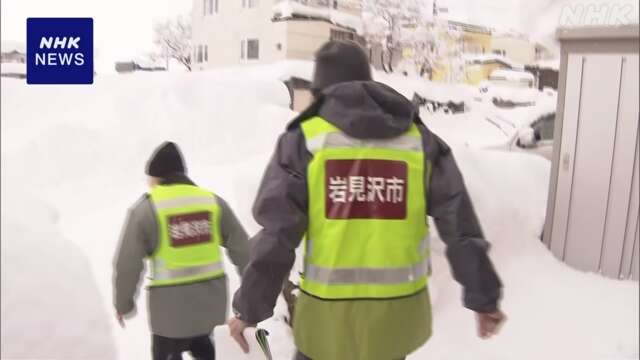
[229,41,505,360]
[114,141,249,360]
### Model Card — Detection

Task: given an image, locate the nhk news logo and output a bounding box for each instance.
[27,18,93,84]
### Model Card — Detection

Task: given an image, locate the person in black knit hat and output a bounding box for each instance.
[145,141,186,181]
[114,141,250,360]
[229,39,504,360]
[310,40,373,96]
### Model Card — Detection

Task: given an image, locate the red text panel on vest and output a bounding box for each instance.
[168,212,212,247]
[325,159,407,219]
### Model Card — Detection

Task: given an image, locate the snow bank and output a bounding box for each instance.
[1,63,637,360]
[463,53,525,70]
[490,69,535,83]
[419,148,639,360]
[1,62,26,76]
[273,0,363,34]
[1,185,117,359]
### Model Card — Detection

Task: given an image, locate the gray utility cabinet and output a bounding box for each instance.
[543,25,640,280]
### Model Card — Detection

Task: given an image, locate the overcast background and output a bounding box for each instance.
[1,0,638,71]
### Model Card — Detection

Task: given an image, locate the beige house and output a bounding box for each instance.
[190,0,362,71]
[491,32,554,66]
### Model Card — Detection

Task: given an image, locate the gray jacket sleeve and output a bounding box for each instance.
[216,195,250,276]
[232,129,310,324]
[421,126,502,313]
[113,196,156,315]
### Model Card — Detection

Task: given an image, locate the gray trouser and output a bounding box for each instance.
[295,351,405,360]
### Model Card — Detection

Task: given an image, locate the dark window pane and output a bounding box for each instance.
[247,39,259,59]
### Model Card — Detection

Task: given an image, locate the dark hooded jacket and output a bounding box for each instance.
[233,81,502,358]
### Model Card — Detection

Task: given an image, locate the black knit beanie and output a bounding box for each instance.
[145,141,186,177]
[311,40,372,93]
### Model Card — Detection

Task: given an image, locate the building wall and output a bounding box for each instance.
[191,0,287,70]
[491,35,536,66]
[285,20,358,60]
[192,0,361,69]
[461,31,491,54]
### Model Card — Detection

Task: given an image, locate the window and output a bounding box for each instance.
[242,0,259,8]
[333,0,338,9]
[197,45,203,63]
[492,49,506,56]
[247,39,259,59]
[241,38,259,60]
[204,45,208,62]
[203,0,218,15]
[330,29,355,42]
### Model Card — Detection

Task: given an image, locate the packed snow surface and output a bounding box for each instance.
[1,63,637,360]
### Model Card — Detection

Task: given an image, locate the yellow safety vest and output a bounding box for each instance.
[148,184,224,287]
[299,116,430,300]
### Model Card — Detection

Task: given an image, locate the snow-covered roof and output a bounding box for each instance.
[489,69,535,82]
[1,40,26,54]
[273,0,363,34]
[535,58,560,70]
[462,53,524,70]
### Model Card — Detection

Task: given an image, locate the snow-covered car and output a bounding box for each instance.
[425,103,556,160]
[478,69,538,107]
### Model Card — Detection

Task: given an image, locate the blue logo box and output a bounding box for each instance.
[27,18,93,84]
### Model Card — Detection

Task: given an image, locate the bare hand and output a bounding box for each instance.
[116,313,125,328]
[476,310,506,339]
[227,317,254,353]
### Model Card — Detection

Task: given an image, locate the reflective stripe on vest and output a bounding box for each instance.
[153,196,217,210]
[148,184,225,287]
[299,116,430,300]
[152,261,224,281]
[306,131,423,153]
[305,258,429,285]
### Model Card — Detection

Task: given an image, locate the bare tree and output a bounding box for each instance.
[361,0,423,73]
[153,16,192,71]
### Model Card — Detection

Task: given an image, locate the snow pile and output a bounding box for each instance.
[462,53,525,70]
[535,58,561,71]
[1,62,26,77]
[1,184,117,359]
[377,71,477,104]
[273,0,363,33]
[1,64,637,360]
[490,69,535,84]
[418,148,639,360]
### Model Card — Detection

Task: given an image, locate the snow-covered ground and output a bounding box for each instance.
[1,64,638,360]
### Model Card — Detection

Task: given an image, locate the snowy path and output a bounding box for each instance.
[1,69,638,360]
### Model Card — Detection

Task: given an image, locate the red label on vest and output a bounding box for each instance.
[168,212,212,247]
[325,159,407,219]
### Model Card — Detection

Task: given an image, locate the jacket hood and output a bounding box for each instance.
[317,81,417,139]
